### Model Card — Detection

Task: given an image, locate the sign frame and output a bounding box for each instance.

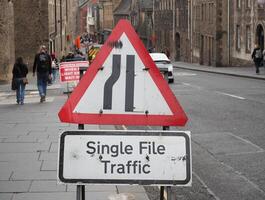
[58,130,191,186]
[58,20,188,126]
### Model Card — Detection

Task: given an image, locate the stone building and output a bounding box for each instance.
[113,0,131,25]
[190,0,230,67]
[130,0,153,50]
[49,0,79,57]
[13,0,50,69]
[154,0,190,61]
[0,0,15,81]
[230,0,265,66]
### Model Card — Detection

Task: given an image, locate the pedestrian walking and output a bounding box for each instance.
[51,53,59,83]
[262,49,265,68]
[251,45,263,74]
[12,57,28,105]
[33,45,52,103]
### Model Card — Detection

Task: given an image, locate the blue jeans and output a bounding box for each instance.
[15,78,25,103]
[37,72,49,97]
[52,68,58,83]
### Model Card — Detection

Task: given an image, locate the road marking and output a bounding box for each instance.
[182,82,202,90]
[193,172,221,200]
[226,132,264,152]
[121,125,127,130]
[175,72,197,76]
[216,92,245,100]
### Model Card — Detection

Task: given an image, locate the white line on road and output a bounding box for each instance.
[193,172,221,200]
[216,91,245,100]
[182,82,202,90]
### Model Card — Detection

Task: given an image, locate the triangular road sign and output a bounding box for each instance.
[58,20,188,126]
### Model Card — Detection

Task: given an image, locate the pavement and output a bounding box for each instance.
[0,63,263,200]
[172,61,265,80]
[0,74,149,200]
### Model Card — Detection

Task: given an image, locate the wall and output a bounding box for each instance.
[0,1,15,81]
[14,0,49,70]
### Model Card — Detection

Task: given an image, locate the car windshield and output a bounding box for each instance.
[155,60,171,64]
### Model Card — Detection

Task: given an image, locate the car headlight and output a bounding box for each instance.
[168,65,173,72]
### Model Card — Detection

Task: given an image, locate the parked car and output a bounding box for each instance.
[149,53,174,83]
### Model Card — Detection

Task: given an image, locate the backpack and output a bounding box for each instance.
[39,53,49,72]
[255,49,262,59]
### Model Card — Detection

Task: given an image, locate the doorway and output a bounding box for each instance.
[175,33,180,61]
[256,24,264,50]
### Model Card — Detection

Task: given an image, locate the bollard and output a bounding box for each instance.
[108,193,135,200]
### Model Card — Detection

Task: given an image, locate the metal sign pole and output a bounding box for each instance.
[77,67,86,200]
[160,126,176,200]
[77,124,85,200]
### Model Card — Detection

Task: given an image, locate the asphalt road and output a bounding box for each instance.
[140,69,265,200]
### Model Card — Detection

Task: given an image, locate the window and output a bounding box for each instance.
[209,3,214,23]
[237,0,241,9]
[246,25,251,53]
[176,8,179,27]
[236,25,241,50]
[246,0,251,8]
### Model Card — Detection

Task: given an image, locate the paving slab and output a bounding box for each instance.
[49,142,58,153]
[0,193,13,200]
[0,142,50,153]
[11,170,57,181]
[9,160,42,171]
[0,181,31,192]
[12,192,75,200]
[3,135,39,143]
[66,185,117,192]
[0,167,12,180]
[12,191,124,200]
[0,153,39,161]
[30,180,66,192]
[41,161,57,171]
[39,152,57,161]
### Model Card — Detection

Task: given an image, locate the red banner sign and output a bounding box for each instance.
[59,61,88,83]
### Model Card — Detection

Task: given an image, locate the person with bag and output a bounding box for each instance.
[51,53,59,83]
[33,45,52,103]
[251,44,263,74]
[12,57,28,105]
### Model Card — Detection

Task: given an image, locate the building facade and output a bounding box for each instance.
[0,0,15,81]
[49,0,79,57]
[230,0,265,66]
[154,0,190,61]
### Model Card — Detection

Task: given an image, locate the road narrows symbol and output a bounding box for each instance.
[125,55,135,112]
[103,54,121,110]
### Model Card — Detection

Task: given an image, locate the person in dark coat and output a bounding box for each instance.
[251,44,263,74]
[33,45,52,103]
[12,57,28,105]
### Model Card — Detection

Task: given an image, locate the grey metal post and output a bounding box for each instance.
[76,73,85,200]
[77,123,85,200]
[160,126,172,200]
[165,186,176,200]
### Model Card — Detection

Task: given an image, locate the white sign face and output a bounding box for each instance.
[58,130,191,186]
[73,33,172,115]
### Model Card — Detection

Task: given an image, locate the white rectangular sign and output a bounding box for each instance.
[58,130,191,186]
